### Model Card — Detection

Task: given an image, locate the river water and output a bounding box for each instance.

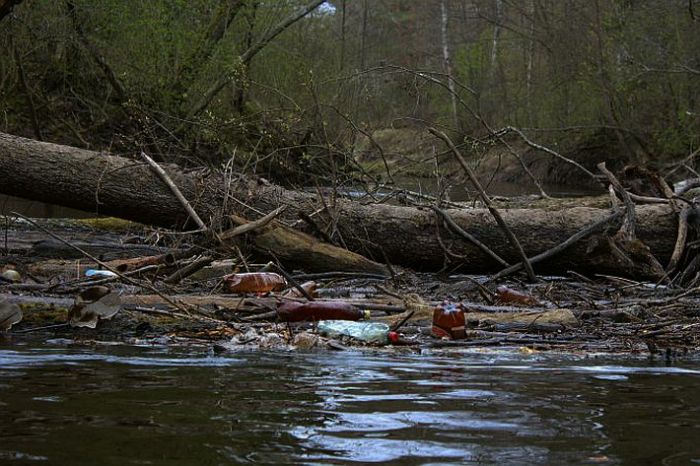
[1,341,699,465]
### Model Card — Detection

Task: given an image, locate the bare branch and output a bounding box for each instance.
[188,0,325,118]
[429,127,537,282]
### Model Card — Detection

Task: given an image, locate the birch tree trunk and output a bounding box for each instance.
[440,0,459,130]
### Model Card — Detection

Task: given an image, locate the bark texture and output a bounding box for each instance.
[0,132,679,275]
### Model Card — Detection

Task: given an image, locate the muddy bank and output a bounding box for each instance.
[356,127,630,193]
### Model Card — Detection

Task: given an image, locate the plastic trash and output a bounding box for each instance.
[278,301,370,322]
[0,269,21,282]
[317,320,399,345]
[495,285,539,306]
[283,281,318,298]
[85,269,118,278]
[432,302,466,339]
[224,272,286,293]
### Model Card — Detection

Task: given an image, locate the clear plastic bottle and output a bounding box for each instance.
[317,320,398,345]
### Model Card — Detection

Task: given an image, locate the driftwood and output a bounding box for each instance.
[0,132,682,276]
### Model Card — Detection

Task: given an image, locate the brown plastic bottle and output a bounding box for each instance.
[224,272,286,293]
[431,302,466,339]
[282,281,318,298]
[277,301,370,322]
[495,285,539,306]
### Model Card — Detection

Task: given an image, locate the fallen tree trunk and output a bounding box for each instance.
[0,132,679,275]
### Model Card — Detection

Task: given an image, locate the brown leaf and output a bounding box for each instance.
[0,300,22,331]
[69,287,121,328]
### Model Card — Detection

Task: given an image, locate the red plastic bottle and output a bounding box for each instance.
[431,302,466,339]
[277,301,370,322]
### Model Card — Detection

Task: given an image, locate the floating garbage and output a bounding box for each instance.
[278,301,369,322]
[432,302,466,339]
[317,320,398,345]
[85,269,118,278]
[223,272,286,293]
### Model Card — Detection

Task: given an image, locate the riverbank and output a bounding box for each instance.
[1,217,698,358]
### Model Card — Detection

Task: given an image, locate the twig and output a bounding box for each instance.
[220,206,286,240]
[375,284,403,300]
[164,255,214,284]
[140,151,207,231]
[499,126,600,183]
[490,211,621,281]
[430,205,509,267]
[13,323,70,334]
[390,310,414,332]
[667,204,691,273]
[598,162,636,237]
[429,128,537,281]
[291,271,389,281]
[627,193,672,204]
[298,211,334,244]
[128,306,230,325]
[11,212,193,316]
[270,262,315,301]
[12,40,43,141]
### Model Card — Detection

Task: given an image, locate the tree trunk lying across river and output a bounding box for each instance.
[0,132,679,275]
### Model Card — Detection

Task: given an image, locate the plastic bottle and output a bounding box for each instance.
[283,281,318,298]
[495,285,539,306]
[317,320,400,345]
[278,301,370,322]
[223,272,286,293]
[432,302,466,339]
[85,269,118,278]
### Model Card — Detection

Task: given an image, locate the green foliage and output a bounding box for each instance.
[0,0,697,179]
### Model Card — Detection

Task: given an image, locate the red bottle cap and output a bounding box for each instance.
[388,331,400,344]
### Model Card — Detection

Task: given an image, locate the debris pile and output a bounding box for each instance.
[1,217,698,357]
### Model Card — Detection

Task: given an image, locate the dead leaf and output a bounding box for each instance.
[69,287,121,328]
[0,300,22,330]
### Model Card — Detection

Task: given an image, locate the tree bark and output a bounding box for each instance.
[0,132,679,275]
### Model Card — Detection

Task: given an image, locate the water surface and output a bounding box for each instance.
[1,341,699,465]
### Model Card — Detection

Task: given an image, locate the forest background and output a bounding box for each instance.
[0,0,698,190]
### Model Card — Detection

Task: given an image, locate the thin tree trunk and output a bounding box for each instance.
[490,0,503,71]
[525,0,536,125]
[339,0,346,71]
[440,0,459,130]
[188,0,325,118]
[360,0,368,69]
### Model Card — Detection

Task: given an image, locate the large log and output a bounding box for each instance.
[0,132,679,275]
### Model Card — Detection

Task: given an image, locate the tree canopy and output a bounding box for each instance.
[0,0,697,182]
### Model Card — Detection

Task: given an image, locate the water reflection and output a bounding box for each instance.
[0,344,699,465]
